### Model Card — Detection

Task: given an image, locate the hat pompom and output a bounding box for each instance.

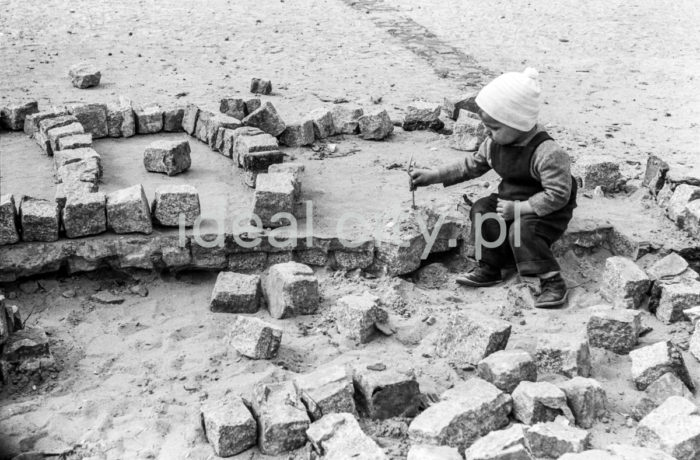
[523,67,539,79]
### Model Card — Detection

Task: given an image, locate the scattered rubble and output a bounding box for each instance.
[636,396,700,460]
[294,365,356,420]
[558,377,607,428]
[633,372,694,420]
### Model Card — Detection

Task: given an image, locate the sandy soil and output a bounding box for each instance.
[1,0,699,459]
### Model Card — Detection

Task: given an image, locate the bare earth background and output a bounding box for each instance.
[1,0,699,459]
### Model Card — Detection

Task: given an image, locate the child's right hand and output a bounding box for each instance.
[409,168,438,190]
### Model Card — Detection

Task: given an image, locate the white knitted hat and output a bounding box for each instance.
[475,67,541,131]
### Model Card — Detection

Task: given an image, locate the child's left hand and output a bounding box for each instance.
[497,199,516,220]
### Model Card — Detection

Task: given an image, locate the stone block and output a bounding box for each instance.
[182,103,199,135]
[68,62,101,88]
[143,140,192,176]
[0,195,20,245]
[262,261,318,318]
[408,378,511,451]
[512,381,574,425]
[629,340,694,391]
[652,280,700,324]
[666,184,700,227]
[477,349,537,393]
[133,103,163,134]
[117,96,136,137]
[525,422,590,459]
[331,104,363,134]
[243,170,258,188]
[19,197,59,242]
[586,307,641,354]
[245,98,261,114]
[353,366,420,420]
[55,180,98,209]
[607,443,675,460]
[47,122,85,152]
[162,106,184,132]
[535,334,591,378]
[600,256,651,309]
[333,249,374,270]
[307,108,335,138]
[1,100,38,130]
[56,133,92,151]
[209,271,260,313]
[279,120,315,146]
[242,102,286,136]
[24,109,68,137]
[215,127,236,157]
[647,253,694,281]
[106,185,152,234]
[403,101,443,131]
[65,102,108,138]
[106,103,124,137]
[434,311,511,367]
[220,97,246,120]
[251,380,309,455]
[643,155,670,196]
[581,161,623,192]
[335,292,389,344]
[230,315,282,359]
[685,306,700,325]
[295,365,355,420]
[691,323,700,361]
[151,184,200,227]
[558,377,607,429]
[307,412,386,459]
[250,77,272,95]
[633,372,694,420]
[358,108,393,140]
[683,200,700,237]
[62,191,106,238]
[408,444,461,460]
[268,162,304,195]
[56,157,101,185]
[636,396,700,460]
[464,424,531,460]
[234,131,280,168]
[228,252,268,272]
[451,115,486,151]
[443,92,478,120]
[37,114,78,154]
[206,113,242,149]
[253,173,297,228]
[201,397,256,457]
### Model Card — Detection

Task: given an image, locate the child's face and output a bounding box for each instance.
[479,111,526,145]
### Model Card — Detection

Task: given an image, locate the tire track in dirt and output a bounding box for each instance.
[339,0,494,89]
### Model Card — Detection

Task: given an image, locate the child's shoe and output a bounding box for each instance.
[535,273,568,308]
[456,262,503,287]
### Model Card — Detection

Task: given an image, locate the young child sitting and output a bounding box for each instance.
[410,68,577,308]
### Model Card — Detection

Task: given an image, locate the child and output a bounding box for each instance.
[410,68,577,308]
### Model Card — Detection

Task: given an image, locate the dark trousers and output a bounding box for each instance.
[469,194,574,276]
